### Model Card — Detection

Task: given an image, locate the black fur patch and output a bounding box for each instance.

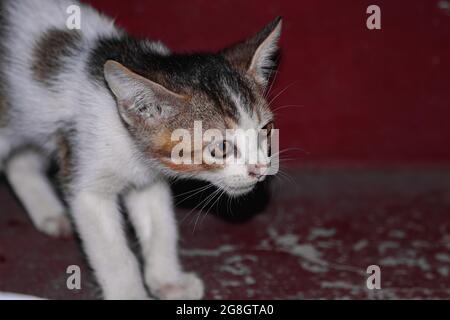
[87,35,255,119]
[31,28,83,88]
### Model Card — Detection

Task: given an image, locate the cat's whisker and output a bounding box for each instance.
[174,183,215,206]
[276,170,297,186]
[174,183,211,199]
[272,104,306,113]
[191,188,222,233]
[267,81,297,107]
[199,188,226,227]
[270,147,309,159]
[180,188,218,225]
[271,155,302,162]
[227,193,233,215]
[271,158,297,164]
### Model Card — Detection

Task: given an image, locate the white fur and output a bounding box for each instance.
[5,150,71,237]
[125,181,204,299]
[71,191,148,299]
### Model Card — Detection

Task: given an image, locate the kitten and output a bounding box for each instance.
[0,0,281,299]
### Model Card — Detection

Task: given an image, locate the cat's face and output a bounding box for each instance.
[104,18,281,196]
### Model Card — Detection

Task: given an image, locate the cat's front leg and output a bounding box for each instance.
[125,180,204,300]
[71,191,149,300]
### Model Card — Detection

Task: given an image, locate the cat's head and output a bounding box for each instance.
[104,17,281,196]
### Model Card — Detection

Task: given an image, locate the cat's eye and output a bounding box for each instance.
[210,140,233,159]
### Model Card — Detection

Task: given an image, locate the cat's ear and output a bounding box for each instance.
[222,17,282,86]
[104,60,186,126]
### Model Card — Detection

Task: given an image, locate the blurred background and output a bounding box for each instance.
[0,0,449,299]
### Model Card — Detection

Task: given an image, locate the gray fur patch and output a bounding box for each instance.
[0,1,9,126]
[56,128,78,198]
[31,28,82,88]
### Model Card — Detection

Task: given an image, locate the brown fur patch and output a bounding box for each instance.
[160,158,223,173]
[144,124,225,173]
[31,29,82,87]
[224,116,238,130]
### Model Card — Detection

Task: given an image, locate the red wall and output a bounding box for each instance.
[85,0,450,166]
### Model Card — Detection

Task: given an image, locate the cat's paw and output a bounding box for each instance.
[149,273,204,300]
[36,215,72,238]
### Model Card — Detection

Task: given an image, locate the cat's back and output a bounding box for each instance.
[2,0,118,78]
[0,0,120,138]
[3,0,117,40]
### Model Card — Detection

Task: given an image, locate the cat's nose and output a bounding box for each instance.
[248,164,268,180]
